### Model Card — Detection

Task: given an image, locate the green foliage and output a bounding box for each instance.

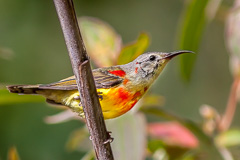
[177,0,209,80]
[117,33,150,65]
[79,17,150,67]
[79,17,122,67]
[81,150,95,160]
[66,127,91,152]
[0,89,44,105]
[216,129,240,147]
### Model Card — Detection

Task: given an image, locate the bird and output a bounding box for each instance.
[7,50,193,119]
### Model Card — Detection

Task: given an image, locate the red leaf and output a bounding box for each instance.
[148,122,199,148]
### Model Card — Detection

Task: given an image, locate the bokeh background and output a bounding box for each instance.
[0,0,238,159]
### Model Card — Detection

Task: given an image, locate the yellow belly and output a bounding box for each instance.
[98,87,141,119]
[45,87,144,119]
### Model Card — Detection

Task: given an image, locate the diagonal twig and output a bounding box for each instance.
[218,76,240,131]
[53,0,114,159]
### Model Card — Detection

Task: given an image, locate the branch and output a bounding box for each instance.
[53,0,114,159]
[218,76,240,131]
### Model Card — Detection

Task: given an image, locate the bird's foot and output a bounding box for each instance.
[97,92,103,101]
[89,131,114,144]
[103,131,114,144]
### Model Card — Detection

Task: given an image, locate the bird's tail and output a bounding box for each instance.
[7,85,40,94]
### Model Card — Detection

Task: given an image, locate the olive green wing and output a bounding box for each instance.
[39,69,123,90]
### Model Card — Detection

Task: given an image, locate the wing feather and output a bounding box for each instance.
[39,68,123,90]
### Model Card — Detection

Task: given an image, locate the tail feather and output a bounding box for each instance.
[7,85,40,94]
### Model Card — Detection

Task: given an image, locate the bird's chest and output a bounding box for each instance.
[97,85,147,119]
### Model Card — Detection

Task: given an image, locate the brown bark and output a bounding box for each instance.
[53,0,114,159]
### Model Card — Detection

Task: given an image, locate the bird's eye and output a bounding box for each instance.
[149,55,156,61]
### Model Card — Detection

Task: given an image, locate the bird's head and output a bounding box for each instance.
[124,50,194,86]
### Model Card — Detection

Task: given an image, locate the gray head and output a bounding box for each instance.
[123,50,193,86]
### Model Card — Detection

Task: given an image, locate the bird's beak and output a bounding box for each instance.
[162,50,194,59]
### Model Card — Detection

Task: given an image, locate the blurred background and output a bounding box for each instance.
[0,0,239,159]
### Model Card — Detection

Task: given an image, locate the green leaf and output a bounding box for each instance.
[0,89,44,105]
[81,150,95,160]
[65,127,91,152]
[141,94,165,107]
[44,110,79,124]
[106,113,147,160]
[177,0,209,81]
[148,139,192,160]
[117,33,150,65]
[78,17,122,67]
[216,129,240,147]
[141,107,225,160]
[148,139,165,153]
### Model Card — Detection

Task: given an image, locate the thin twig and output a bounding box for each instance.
[53,0,114,159]
[218,76,240,132]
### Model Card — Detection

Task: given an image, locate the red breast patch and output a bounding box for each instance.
[118,88,130,101]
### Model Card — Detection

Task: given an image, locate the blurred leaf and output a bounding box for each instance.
[152,148,168,160]
[199,104,220,135]
[44,110,80,124]
[216,129,240,147]
[180,153,196,160]
[148,139,193,160]
[218,146,234,160]
[0,89,44,105]
[129,94,165,114]
[81,150,95,160]
[148,122,198,148]
[147,122,198,160]
[117,33,150,65]
[141,94,165,107]
[7,146,20,160]
[79,17,122,67]
[229,55,240,77]
[65,127,91,152]
[199,104,219,120]
[106,112,147,160]
[0,47,14,60]
[225,5,240,76]
[148,139,165,153]
[226,1,240,56]
[177,0,209,81]
[141,107,225,160]
[205,0,223,21]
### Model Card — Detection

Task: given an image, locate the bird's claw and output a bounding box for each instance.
[89,135,93,141]
[103,137,114,144]
[97,92,103,101]
[89,131,114,144]
[103,131,114,144]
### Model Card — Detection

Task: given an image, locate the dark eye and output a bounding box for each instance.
[149,55,156,61]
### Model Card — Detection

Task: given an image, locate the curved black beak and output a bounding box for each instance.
[163,50,194,59]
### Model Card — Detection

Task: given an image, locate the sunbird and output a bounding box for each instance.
[7,51,193,119]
